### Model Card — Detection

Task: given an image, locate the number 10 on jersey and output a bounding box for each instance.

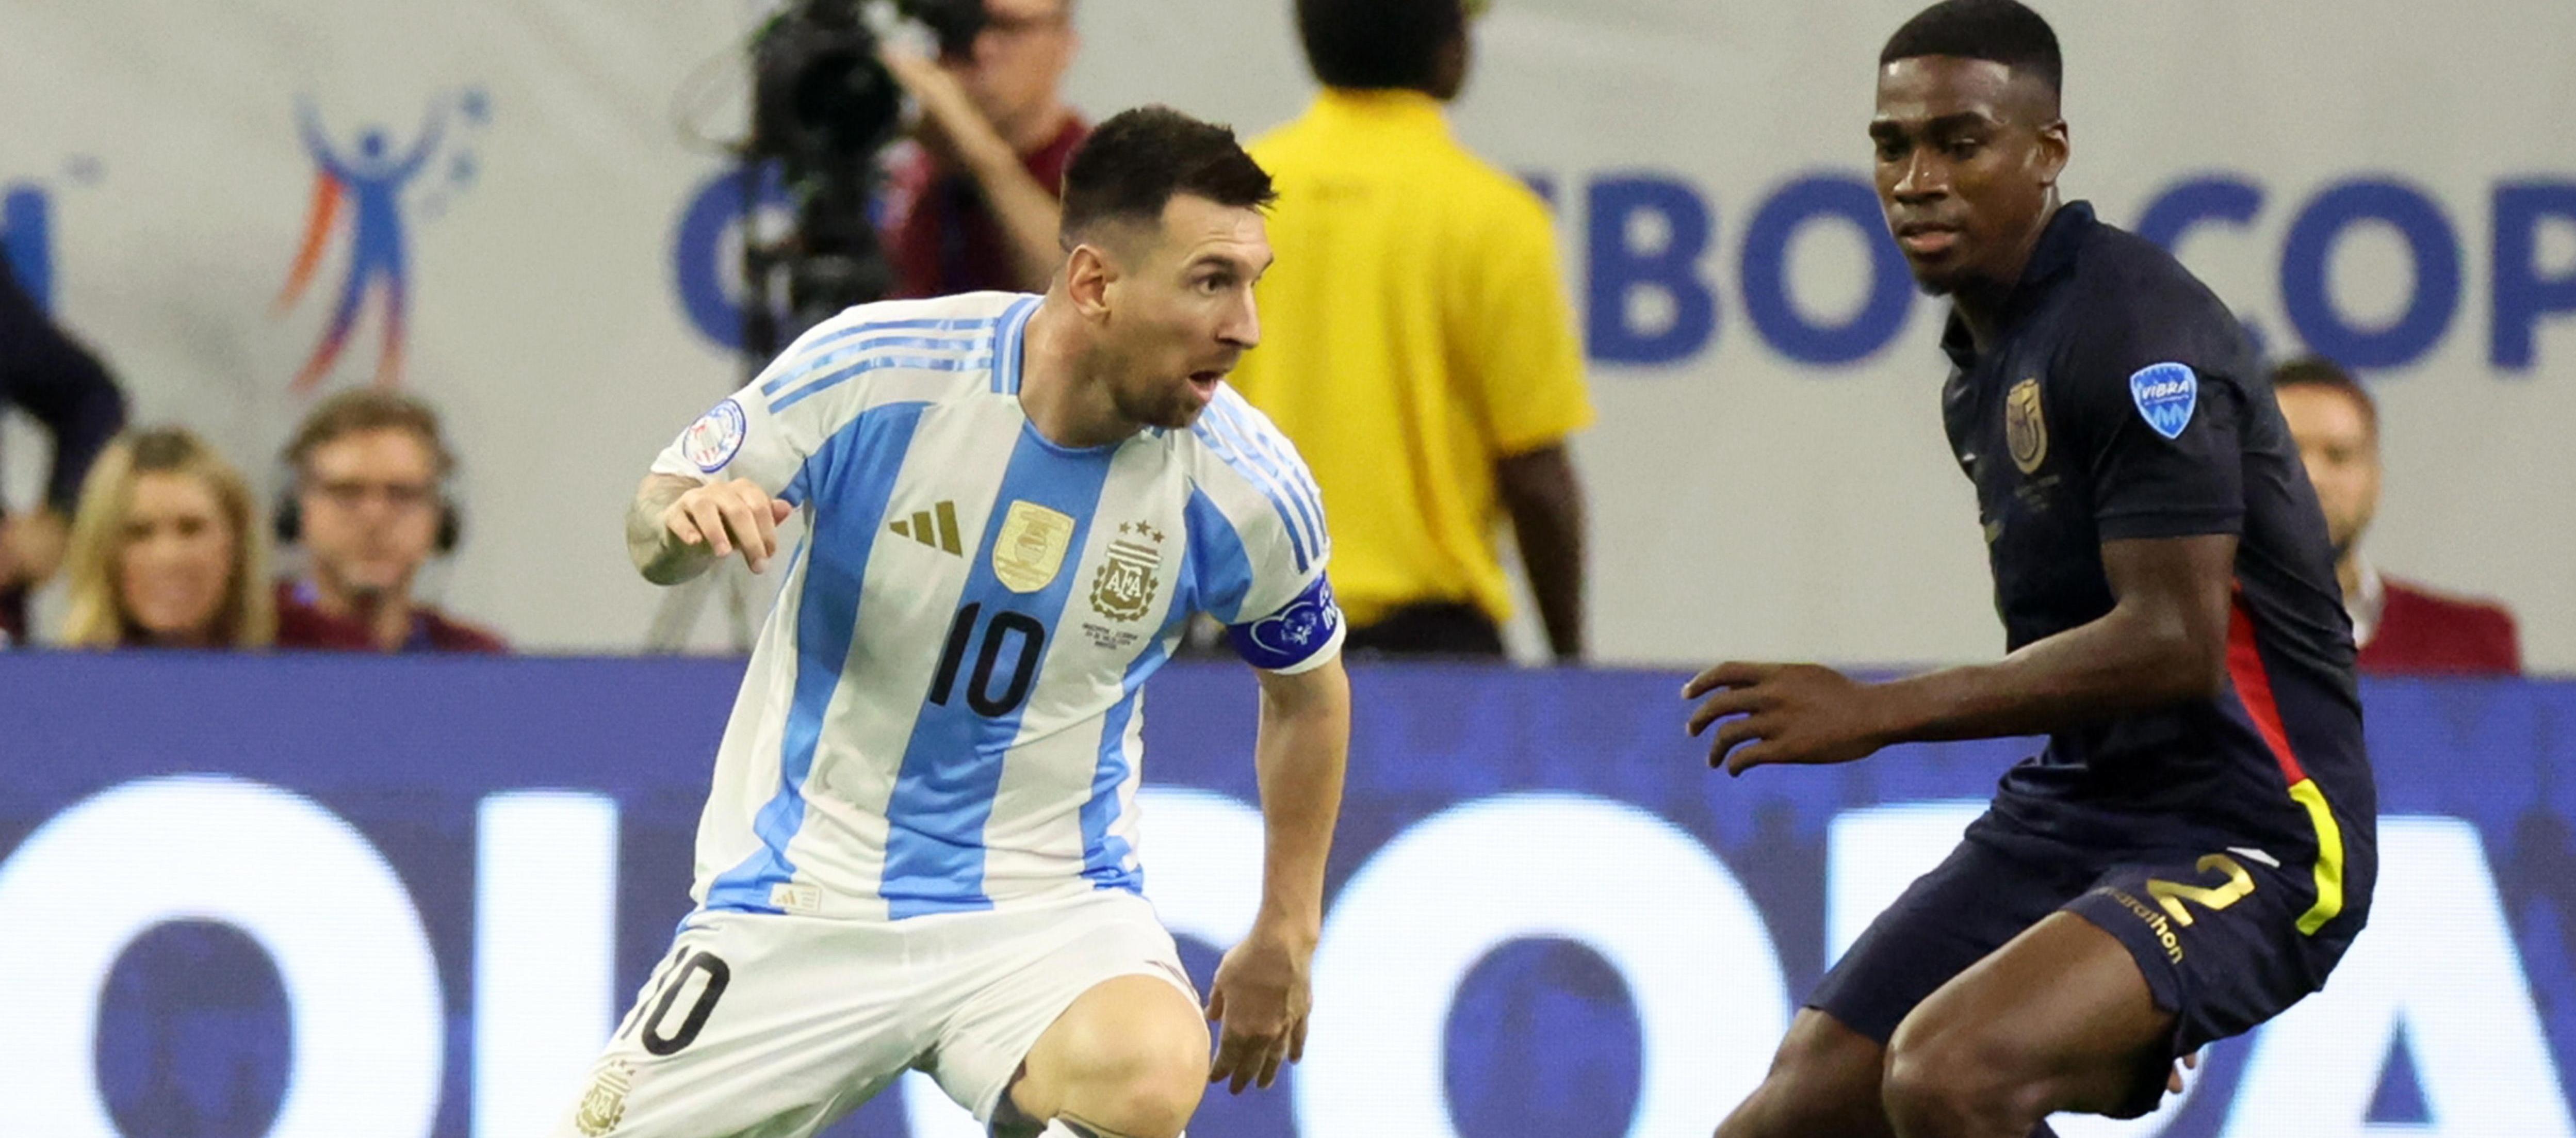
[928,603,1048,718]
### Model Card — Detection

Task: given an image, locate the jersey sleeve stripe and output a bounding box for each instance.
[782,317,1000,372]
[1193,417,1313,574]
[769,353,997,413]
[1205,396,1327,557]
[759,333,995,397]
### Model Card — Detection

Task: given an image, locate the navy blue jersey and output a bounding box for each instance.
[1937,203,2374,931]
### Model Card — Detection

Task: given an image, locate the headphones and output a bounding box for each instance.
[273,391,466,556]
[273,481,464,554]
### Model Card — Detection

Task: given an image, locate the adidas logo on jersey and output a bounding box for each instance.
[889,501,964,556]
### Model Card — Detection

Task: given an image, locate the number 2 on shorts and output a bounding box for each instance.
[2145,853,2255,927]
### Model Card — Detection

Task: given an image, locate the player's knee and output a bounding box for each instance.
[1046,987,1209,1137]
[1056,1055,1203,1138]
[1882,1019,2049,1134]
[1716,1015,1889,1138]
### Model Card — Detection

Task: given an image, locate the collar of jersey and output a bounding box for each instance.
[1312,87,1450,136]
[1012,414,1128,458]
[1939,200,2098,370]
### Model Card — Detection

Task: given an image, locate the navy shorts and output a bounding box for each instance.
[1809,828,2361,1117]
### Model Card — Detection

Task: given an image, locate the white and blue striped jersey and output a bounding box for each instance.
[651,291,1343,922]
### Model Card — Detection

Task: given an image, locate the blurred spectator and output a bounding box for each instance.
[274,389,503,653]
[877,0,1086,297]
[2274,356,2518,675]
[0,255,128,645]
[57,427,273,649]
[1228,0,1593,660]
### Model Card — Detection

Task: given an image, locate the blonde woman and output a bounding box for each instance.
[58,427,274,648]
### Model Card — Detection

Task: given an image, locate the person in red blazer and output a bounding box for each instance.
[2274,357,2519,675]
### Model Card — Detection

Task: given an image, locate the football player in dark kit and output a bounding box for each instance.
[1682,2,2376,1136]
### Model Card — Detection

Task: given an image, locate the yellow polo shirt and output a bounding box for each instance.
[1231,89,1593,629]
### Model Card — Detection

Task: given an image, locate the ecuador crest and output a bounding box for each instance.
[2004,377,2047,475]
[993,501,1077,593]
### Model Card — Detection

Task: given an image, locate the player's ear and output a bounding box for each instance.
[1064,241,1116,321]
[2033,118,2070,189]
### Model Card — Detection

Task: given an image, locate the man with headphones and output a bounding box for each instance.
[273,388,504,652]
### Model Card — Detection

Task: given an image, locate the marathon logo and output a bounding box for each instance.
[2104,886,2187,964]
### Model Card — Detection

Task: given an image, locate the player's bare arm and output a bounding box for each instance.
[626,473,794,586]
[1686,532,2235,774]
[1206,654,1349,1095]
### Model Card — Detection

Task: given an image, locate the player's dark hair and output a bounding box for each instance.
[1295,0,1465,92]
[1881,0,2063,100]
[1059,106,1275,248]
[2271,355,2379,439]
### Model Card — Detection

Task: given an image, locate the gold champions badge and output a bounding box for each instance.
[992,501,1077,593]
[1090,522,1166,622]
[2004,377,2048,475]
[574,1061,633,1136]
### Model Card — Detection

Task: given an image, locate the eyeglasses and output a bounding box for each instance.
[306,478,436,512]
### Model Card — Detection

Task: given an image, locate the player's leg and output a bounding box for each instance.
[1714,834,2084,1138]
[925,891,1209,1138]
[548,913,925,1138]
[1714,1009,1897,1138]
[1001,972,1211,1136]
[1879,912,2172,1138]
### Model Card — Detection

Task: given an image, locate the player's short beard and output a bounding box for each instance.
[1111,379,1197,432]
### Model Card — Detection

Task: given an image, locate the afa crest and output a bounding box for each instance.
[1090,521,1166,623]
[2004,378,2047,474]
[574,1061,633,1136]
[992,501,1077,593]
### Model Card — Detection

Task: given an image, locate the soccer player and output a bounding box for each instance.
[565,106,1349,1138]
[1684,3,2376,1136]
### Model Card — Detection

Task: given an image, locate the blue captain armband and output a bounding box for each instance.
[1227,574,1345,672]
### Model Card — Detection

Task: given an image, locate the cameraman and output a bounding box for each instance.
[878,0,1085,297]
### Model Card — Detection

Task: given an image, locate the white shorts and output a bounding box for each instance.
[552,888,1193,1138]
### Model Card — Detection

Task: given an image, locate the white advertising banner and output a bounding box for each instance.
[2,1,2568,669]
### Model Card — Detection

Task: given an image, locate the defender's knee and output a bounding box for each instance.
[1718,1013,1896,1138]
[1882,1019,2049,1137]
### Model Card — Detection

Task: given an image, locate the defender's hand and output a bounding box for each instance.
[1683,661,1891,775]
[662,479,791,574]
[2167,1048,2202,1095]
[1204,920,1315,1095]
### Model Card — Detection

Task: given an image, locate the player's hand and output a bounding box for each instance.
[1683,661,1892,775]
[1204,918,1315,1095]
[661,478,793,574]
[2167,1048,2202,1095]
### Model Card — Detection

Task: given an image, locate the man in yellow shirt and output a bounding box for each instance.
[1228,0,1593,660]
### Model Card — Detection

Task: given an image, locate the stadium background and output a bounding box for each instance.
[5,0,2574,1135]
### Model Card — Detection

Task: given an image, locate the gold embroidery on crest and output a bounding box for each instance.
[1090,522,1166,622]
[575,1061,633,1136]
[2005,377,2048,475]
[991,501,1077,593]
